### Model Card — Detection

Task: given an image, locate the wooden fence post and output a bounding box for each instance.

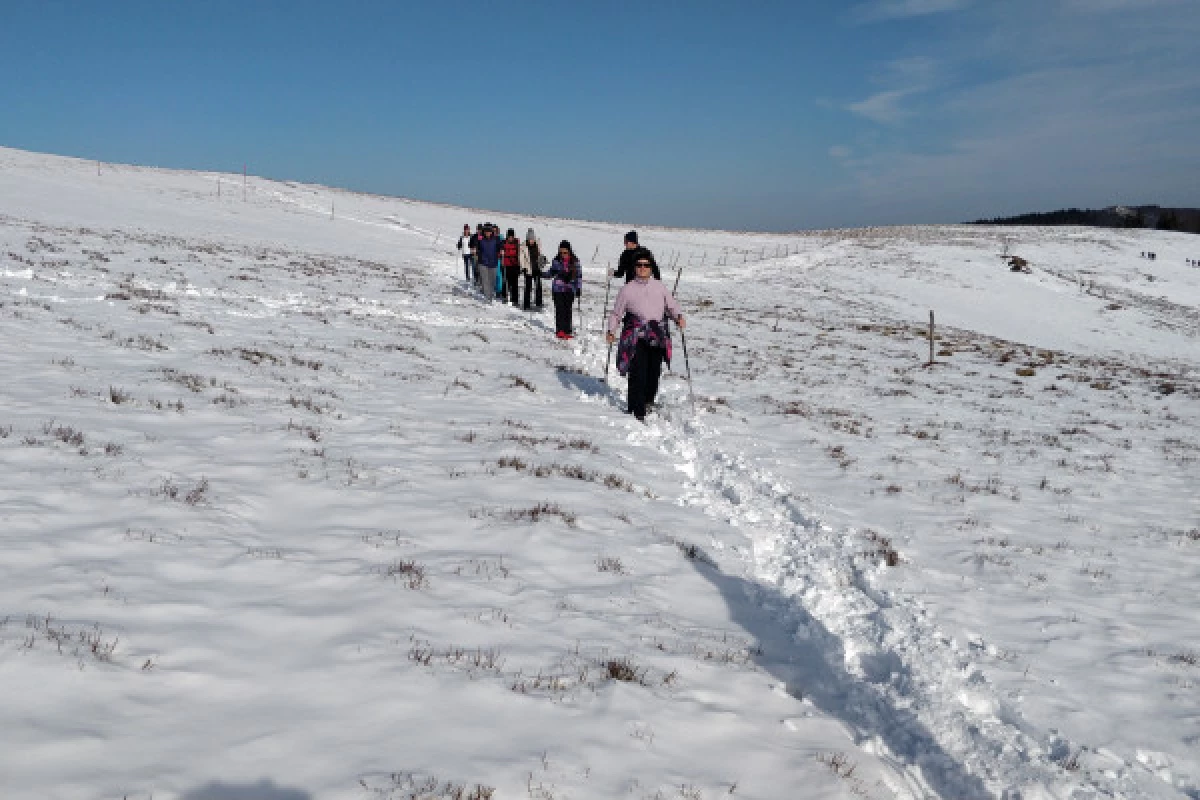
[928,311,935,365]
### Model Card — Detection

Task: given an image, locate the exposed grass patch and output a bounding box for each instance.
[152,477,210,505]
[604,657,649,685]
[20,614,119,665]
[861,529,900,567]
[41,420,84,448]
[471,503,578,528]
[383,559,429,590]
[359,770,496,800]
[596,556,625,574]
[506,374,536,392]
[494,457,635,493]
[671,538,716,567]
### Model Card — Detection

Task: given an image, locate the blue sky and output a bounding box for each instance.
[2,0,1197,231]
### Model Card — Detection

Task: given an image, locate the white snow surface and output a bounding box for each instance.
[1,147,1198,800]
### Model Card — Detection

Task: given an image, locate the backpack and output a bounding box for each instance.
[502,239,520,267]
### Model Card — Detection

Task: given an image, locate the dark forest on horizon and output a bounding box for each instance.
[973,205,1200,234]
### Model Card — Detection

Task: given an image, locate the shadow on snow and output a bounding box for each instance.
[180,779,311,800]
[689,557,993,800]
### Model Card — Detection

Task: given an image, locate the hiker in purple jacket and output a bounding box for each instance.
[548,240,583,338]
[605,248,685,420]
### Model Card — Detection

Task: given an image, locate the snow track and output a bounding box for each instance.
[565,321,1176,799]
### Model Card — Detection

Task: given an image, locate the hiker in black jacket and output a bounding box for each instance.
[613,230,660,282]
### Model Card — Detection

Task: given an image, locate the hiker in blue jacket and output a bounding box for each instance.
[475,224,501,301]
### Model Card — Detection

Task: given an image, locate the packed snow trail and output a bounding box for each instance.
[557,257,1196,799]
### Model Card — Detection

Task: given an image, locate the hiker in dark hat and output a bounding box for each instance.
[613,230,660,282]
[547,240,583,338]
[475,224,501,300]
[606,248,683,420]
[501,228,522,306]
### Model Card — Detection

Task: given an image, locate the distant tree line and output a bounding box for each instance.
[973,205,1200,234]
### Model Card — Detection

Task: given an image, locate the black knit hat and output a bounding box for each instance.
[631,247,656,268]
[624,230,638,244]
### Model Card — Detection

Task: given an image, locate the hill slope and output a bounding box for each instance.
[2,147,1198,800]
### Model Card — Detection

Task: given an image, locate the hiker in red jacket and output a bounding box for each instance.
[501,228,522,306]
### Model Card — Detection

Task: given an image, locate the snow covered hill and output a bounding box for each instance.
[1,147,1197,800]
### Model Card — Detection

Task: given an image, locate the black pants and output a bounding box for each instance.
[504,265,520,305]
[553,290,575,335]
[627,340,665,419]
[523,272,543,310]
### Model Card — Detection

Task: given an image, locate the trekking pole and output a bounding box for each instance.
[678,324,696,414]
[576,291,586,352]
[600,265,614,381]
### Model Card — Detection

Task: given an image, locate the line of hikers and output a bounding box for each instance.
[456,226,685,421]
[457,222,583,338]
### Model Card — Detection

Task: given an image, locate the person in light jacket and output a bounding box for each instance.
[605,248,684,420]
[520,228,545,311]
[456,223,475,283]
[547,240,583,339]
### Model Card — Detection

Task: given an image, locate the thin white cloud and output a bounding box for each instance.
[847,88,923,124]
[835,62,1200,218]
[853,0,971,23]
[848,57,939,124]
[829,145,854,160]
[1060,0,1186,11]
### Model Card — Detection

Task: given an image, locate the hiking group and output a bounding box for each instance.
[456,226,686,422]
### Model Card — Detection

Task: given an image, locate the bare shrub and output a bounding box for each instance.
[236,348,283,366]
[471,503,578,528]
[108,386,132,404]
[861,529,900,566]
[42,420,84,447]
[288,394,330,414]
[817,751,858,779]
[22,614,119,664]
[672,538,715,567]
[506,374,536,392]
[596,556,625,574]
[359,770,495,800]
[159,368,208,392]
[383,560,429,590]
[604,657,648,685]
[184,478,210,506]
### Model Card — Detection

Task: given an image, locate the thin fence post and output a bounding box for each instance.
[928,311,935,365]
[243,164,247,202]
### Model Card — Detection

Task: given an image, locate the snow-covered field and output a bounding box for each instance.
[1,147,1197,800]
